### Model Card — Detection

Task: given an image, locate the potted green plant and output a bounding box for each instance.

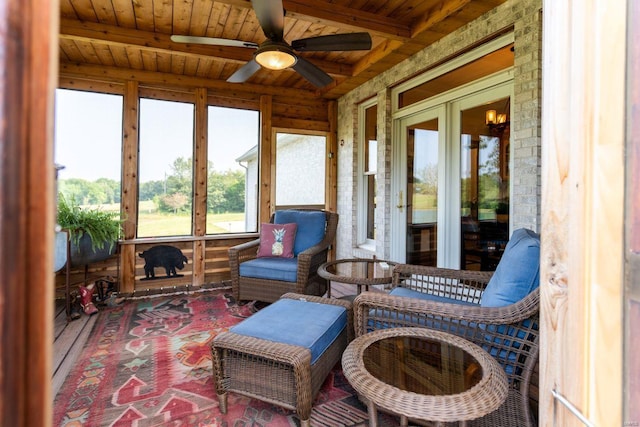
[57,194,123,267]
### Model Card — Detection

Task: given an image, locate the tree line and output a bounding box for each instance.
[59,157,245,214]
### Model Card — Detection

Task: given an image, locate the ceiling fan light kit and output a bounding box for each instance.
[255,42,297,70]
[170,0,372,88]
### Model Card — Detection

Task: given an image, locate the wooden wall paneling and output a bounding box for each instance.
[260,95,273,224]
[0,0,57,425]
[192,88,208,287]
[139,86,194,103]
[541,1,625,426]
[204,237,255,284]
[120,81,140,294]
[272,98,329,121]
[207,93,260,111]
[271,118,330,132]
[134,241,193,290]
[59,63,318,99]
[58,77,124,94]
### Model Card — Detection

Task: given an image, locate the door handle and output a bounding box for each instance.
[397,191,404,211]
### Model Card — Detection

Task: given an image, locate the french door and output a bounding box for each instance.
[392,82,512,268]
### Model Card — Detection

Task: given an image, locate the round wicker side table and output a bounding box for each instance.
[341,327,508,427]
[318,258,397,299]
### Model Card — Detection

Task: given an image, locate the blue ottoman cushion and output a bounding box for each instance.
[230,298,347,364]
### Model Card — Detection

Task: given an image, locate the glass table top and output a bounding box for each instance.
[362,334,483,396]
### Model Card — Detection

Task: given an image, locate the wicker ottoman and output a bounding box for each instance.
[211,293,353,427]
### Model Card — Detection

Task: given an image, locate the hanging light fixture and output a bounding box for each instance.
[486,99,510,134]
[485,109,497,125]
[254,42,297,70]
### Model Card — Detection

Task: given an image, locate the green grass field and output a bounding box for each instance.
[86,201,246,237]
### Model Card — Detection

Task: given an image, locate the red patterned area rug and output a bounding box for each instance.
[53,290,398,426]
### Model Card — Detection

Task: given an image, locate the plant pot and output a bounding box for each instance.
[69,233,116,268]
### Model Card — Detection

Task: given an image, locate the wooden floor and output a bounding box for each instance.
[52,299,98,397]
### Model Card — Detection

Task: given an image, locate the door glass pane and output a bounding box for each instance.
[275,133,326,208]
[460,97,510,270]
[407,119,438,266]
[138,98,194,237]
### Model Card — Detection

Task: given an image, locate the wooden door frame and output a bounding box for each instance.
[0,0,59,426]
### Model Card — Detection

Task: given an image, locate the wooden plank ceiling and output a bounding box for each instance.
[59,0,507,99]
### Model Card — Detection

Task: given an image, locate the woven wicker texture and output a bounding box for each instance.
[342,327,508,424]
[354,263,540,427]
[211,293,352,427]
[228,209,339,303]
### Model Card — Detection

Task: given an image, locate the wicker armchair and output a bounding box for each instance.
[228,209,338,303]
[354,263,539,427]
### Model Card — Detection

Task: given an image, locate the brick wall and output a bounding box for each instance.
[336,0,543,261]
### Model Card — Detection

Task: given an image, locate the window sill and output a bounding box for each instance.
[357,241,376,253]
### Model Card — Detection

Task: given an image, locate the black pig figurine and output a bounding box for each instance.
[138,245,188,279]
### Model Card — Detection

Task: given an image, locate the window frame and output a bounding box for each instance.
[357,97,378,249]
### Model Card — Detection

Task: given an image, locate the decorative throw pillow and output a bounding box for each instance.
[257,223,297,258]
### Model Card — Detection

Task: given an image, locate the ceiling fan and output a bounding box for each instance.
[170,0,372,88]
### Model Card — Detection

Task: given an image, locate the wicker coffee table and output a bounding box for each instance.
[318,258,396,299]
[342,327,508,427]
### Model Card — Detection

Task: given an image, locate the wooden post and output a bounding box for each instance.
[541,1,625,425]
[0,0,58,425]
[260,95,273,223]
[327,100,338,213]
[120,81,139,294]
[192,87,208,287]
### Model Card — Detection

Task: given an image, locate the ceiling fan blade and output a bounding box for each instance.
[292,56,333,88]
[292,33,372,52]
[171,35,258,48]
[227,59,261,83]
[251,0,284,41]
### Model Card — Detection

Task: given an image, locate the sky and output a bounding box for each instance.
[54,89,259,182]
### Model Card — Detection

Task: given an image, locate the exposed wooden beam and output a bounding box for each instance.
[325,0,481,97]
[59,62,322,99]
[410,0,472,38]
[60,19,252,62]
[213,0,411,40]
[60,19,353,77]
[282,0,411,41]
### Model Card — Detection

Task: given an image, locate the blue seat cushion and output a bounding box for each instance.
[480,228,541,307]
[274,210,326,256]
[389,286,477,306]
[230,298,347,364]
[239,257,298,282]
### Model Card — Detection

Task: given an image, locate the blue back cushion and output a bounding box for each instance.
[480,228,541,307]
[230,298,347,364]
[274,210,327,256]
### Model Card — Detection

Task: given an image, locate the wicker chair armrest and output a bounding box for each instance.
[228,239,260,263]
